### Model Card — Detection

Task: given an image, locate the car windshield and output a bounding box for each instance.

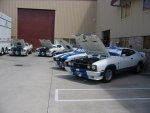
[109,52,120,56]
[52,45,57,48]
[17,42,22,46]
[107,47,121,56]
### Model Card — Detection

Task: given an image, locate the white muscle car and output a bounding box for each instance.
[65,34,146,82]
[8,39,33,56]
[54,39,76,55]
[35,39,67,56]
[53,48,86,68]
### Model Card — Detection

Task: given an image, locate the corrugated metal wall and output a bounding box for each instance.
[0,0,97,39]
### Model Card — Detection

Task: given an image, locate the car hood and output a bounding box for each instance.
[39,39,53,48]
[57,39,73,51]
[75,34,110,57]
[12,39,25,47]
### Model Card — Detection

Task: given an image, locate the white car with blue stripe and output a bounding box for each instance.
[8,39,33,56]
[35,39,71,57]
[65,34,146,82]
[53,48,86,68]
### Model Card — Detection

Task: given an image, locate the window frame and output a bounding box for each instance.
[121,0,131,19]
[143,0,150,11]
[143,36,150,49]
[121,49,135,56]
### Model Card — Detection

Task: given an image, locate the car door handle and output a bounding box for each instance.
[131,58,133,59]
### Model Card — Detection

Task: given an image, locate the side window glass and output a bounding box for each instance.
[128,50,135,56]
[122,49,135,56]
[57,45,62,48]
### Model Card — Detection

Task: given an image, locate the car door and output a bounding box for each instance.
[119,49,136,69]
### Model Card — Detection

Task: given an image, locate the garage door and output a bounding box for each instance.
[18,8,55,49]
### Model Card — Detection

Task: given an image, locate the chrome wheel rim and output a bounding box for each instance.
[105,69,113,81]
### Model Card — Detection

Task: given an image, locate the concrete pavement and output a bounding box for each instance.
[0,54,150,113]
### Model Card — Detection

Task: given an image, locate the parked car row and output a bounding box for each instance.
[1,34,147,83]
[53,34,146,83]
[1,38,76,57]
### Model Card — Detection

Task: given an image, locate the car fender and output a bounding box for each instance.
[93,57,118,72]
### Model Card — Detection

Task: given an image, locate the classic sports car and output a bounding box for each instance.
[35,39,69,57]
[54,39,76,55]
[53,48,86,68]
[8,39,33,56]
[65,34,146,82]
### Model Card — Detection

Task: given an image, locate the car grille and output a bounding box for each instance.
[73,63,88,69]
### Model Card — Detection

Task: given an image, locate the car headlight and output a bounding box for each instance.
[91,65,97,71]
[87,65,91,70]
[64,61,68,66]
[68,62,74,66]
[54,57,59,61]
[22,49,26,52]
[56,57,60,61]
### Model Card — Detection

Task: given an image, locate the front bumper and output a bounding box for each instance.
[65,67,104,80]
[54,61,65,68]
[8,51,27,56]
[35,51,52,57]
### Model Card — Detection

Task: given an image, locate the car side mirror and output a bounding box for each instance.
[122,54,126,57]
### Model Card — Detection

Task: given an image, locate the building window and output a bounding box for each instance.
[143,36,150,49]
[119,38,129,47]
[121,0,131,18]
[143,0,150,11]
[121,7,130,18]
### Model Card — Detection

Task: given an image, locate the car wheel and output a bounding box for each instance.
[0,48,4,55]
[29,50,32,54]
[52,51,56,56]
[5,47,8,54]
[135,63,142,73]
[103,68,114,83]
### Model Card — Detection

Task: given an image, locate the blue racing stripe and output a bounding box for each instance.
[70,67,88,79]
[61,52,83,58]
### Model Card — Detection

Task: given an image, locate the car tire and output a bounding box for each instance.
[103,68,114,83]
[52,51,56,56]
[0,48,4,55]
[135,63,142,73]
[5,47,8,54]
[29,50,32,54]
